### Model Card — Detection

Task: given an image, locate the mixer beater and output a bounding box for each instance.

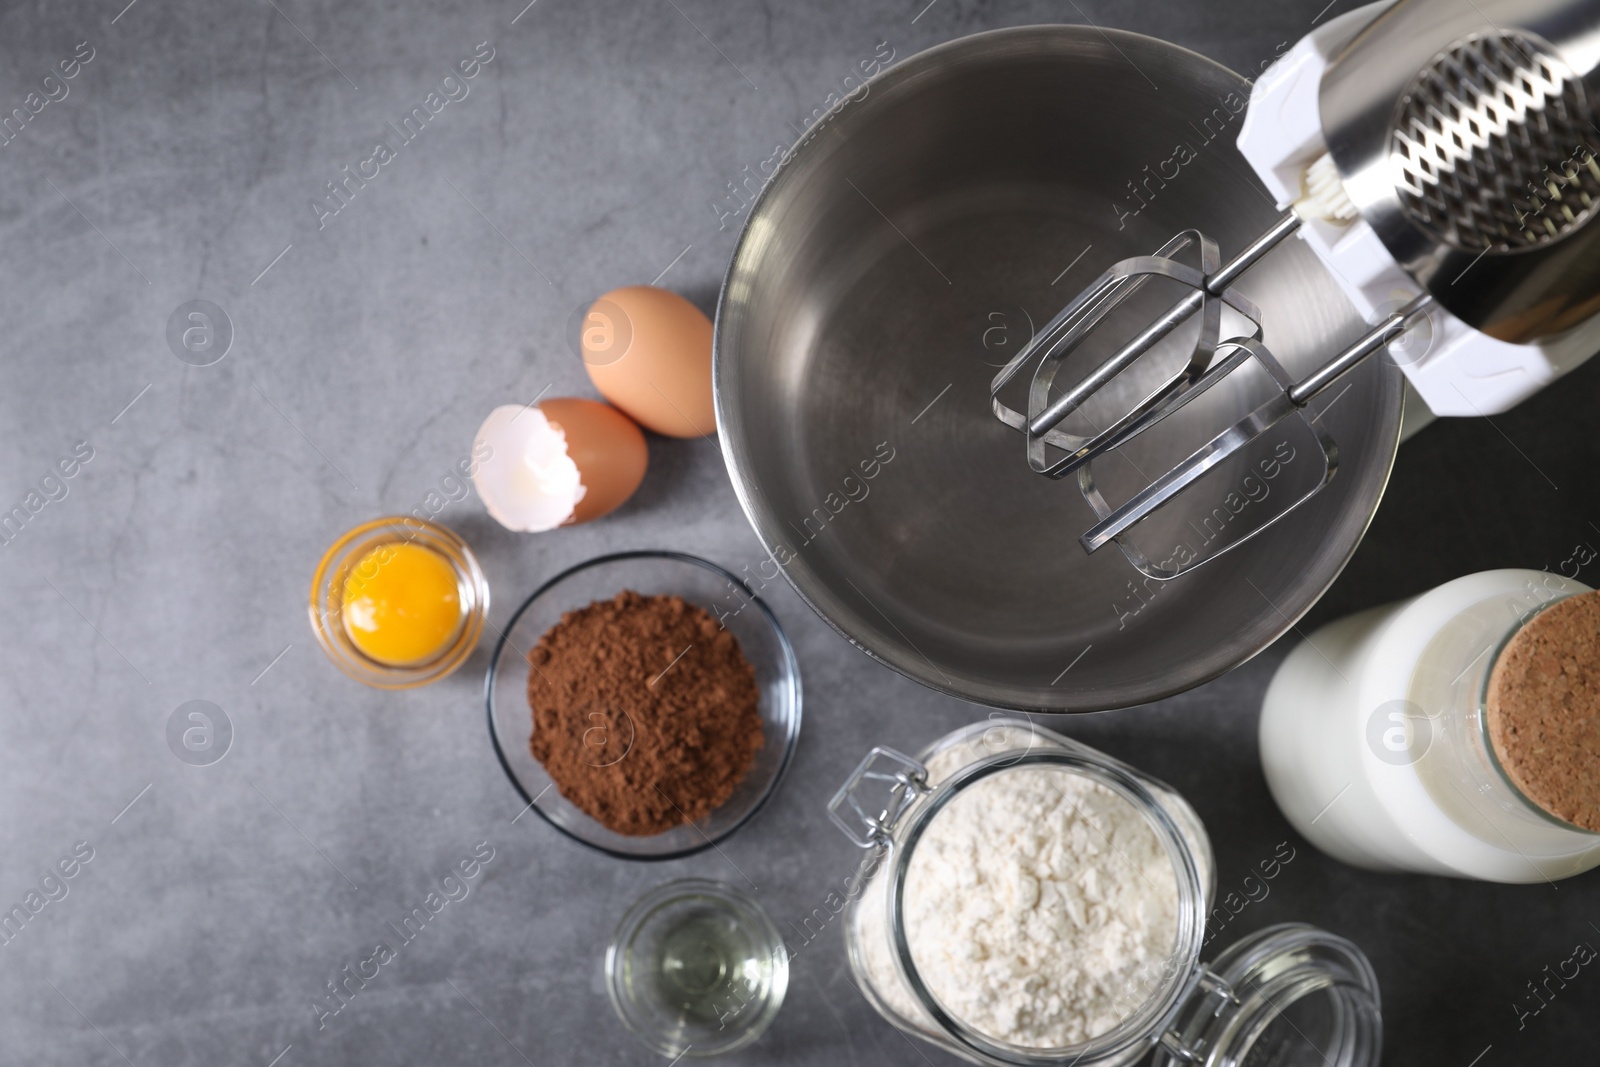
[993,0,1600,579]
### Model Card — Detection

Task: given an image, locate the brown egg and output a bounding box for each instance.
[581,285,716,438]
[471,398,648,531]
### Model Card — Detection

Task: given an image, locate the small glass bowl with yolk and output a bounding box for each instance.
[309,517,489,689]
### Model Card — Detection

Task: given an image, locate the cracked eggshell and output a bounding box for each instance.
[471,398,647,532]
[582,285,715,438]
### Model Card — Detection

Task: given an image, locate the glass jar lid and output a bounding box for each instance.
[1151,924,1381,1067]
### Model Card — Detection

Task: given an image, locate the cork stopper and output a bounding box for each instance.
[1485,590,1600,832]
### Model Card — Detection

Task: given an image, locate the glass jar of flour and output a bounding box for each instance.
[830,719,1382,1067]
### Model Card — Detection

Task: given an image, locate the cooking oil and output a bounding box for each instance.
[643,903,777,1027]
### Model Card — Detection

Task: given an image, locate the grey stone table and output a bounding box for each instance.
[1,0,1595,1064]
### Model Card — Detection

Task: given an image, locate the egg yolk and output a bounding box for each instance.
[341,542,464,666]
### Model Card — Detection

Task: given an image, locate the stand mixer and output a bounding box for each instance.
[993,0,1600,580]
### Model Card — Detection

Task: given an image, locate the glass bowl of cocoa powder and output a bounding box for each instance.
[486,551,802,859]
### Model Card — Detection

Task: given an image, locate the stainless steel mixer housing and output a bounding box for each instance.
[1321,0,1600,341]
[713,27,1404,712]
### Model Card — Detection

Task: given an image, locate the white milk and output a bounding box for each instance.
[1259,569,1600,883]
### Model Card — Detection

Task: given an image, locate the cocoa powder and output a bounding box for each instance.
[527,590,763,836]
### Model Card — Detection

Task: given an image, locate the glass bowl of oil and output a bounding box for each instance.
[309,516,490,689]
[606,878,789,1058]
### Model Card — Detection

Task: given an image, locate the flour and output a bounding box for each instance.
[852,727,1181,1049]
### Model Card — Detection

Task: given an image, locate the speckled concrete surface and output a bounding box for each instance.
[0,0,1597,1064]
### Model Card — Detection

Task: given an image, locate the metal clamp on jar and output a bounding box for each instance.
[829,721,1383,1066]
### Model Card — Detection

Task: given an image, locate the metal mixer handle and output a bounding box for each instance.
[1318,0,1600,342]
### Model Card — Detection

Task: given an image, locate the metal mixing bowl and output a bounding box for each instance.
[714,26,1403,712]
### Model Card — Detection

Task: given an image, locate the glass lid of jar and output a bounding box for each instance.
[1150,923,1381,1067]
